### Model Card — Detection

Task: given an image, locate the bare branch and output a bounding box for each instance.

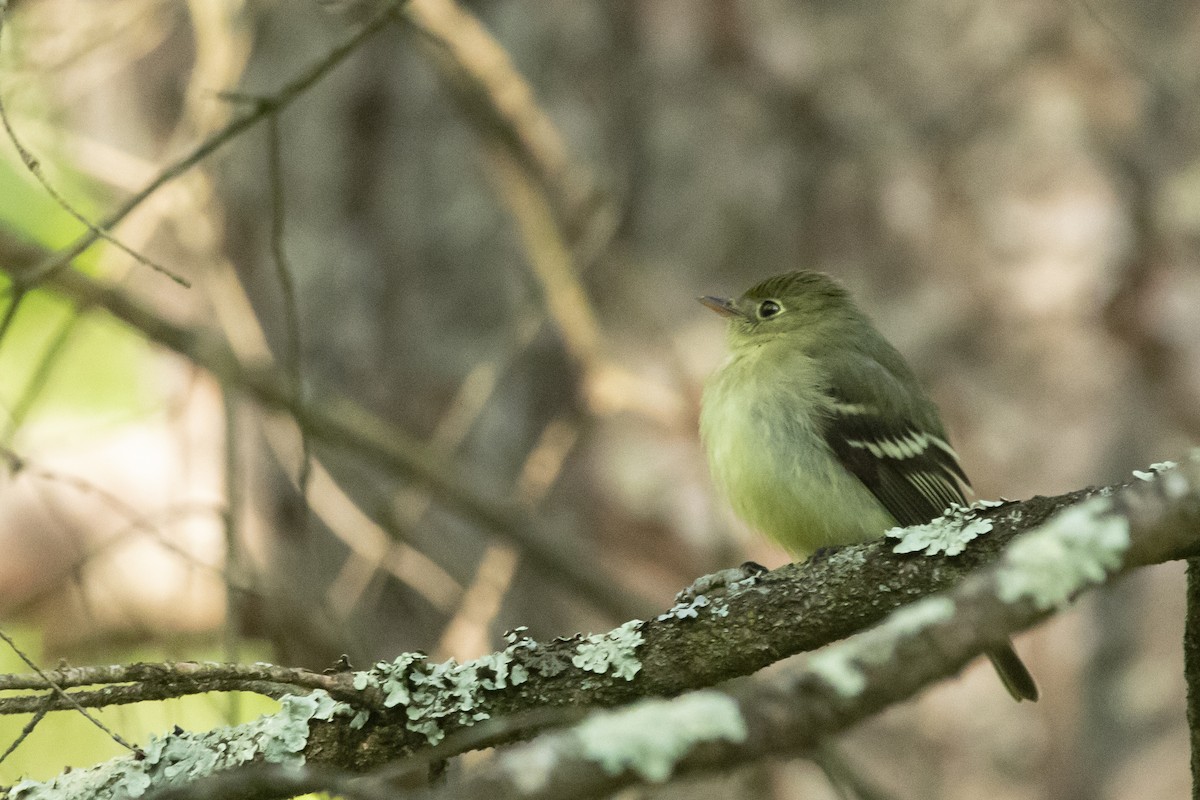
[0,2,189,287]
[12,0,404,290]
[0,225,652,623]
[0,628,139,753]
[0,660,356,716]
[0,659,340,695]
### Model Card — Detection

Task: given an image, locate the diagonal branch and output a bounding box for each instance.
[370,456,1200,800]
[6,457,1200,800]
[10,0,406,290]
[0,225,651,623]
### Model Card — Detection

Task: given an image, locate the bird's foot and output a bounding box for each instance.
[806,545,844,564]
[674,561,768,605]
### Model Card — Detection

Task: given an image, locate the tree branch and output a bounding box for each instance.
[6,457,1199,799]
[6,0,405,291]
[1186,559,1200,792]
[0,224,651,623]
[0,661,347,715]
[361,455,1200,800]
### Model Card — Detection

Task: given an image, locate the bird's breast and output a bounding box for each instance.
[700,347,895,555]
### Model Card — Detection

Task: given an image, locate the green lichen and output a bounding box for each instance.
[888,503,994,557]
[1132,460,1178,481]
[576,691,747,782]
[1131,459,1194,500]
[807,647,868,698]
[259,691,340,760]
[658,593,711,620]
[571,620,644,681]
[348,621,643,747]
[661,567,765,623]
[504,627,569,676]
[8,690,348,800]
[808,597,957,697]
[353,635,539,746]
[996,497,1129,611]
[501,741,559,794]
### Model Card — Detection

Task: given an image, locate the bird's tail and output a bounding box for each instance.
[987,642,1039,702]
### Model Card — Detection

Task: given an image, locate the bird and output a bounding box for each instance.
[698,270,1037,702]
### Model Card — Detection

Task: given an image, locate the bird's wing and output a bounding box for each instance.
[820,358,969,527]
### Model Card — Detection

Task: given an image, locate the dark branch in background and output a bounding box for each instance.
[0,314,79,443]
[1187,560,1200,789]
[398,0,607,251]
[0,4,188,288]
[399,0,610,372]
[0,226,650,623]
[397,0,688,430]
[10,1,405,291]
[262,113,313,523]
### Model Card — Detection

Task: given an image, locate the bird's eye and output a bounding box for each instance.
[757,300,782,319]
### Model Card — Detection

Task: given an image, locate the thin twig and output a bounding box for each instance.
[0,628,139,752]
[0,680,307,715]
[0,284,28,351]
[0,659,337,693]
[0,697,50,766]
[0,313,80,443]
[0,230,652,621]
[0,3,189,286]
[264,114,312,520]
[222,388,244,723]
[16,0,405,289]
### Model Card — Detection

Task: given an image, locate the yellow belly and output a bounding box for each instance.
[700,347,895,556]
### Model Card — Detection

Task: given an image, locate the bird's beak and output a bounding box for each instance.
[698,295,743,318]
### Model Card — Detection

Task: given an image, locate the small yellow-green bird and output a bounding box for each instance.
[699,270,1037,702]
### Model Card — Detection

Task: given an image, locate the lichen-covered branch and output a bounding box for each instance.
[364,455,1200,800]
[5,457,1199,799]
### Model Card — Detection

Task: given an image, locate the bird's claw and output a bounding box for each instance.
[675,561,768,604]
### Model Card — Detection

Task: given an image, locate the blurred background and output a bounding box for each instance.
[0,0,1197,797]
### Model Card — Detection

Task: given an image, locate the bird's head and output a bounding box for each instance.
[699,270,856,349]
